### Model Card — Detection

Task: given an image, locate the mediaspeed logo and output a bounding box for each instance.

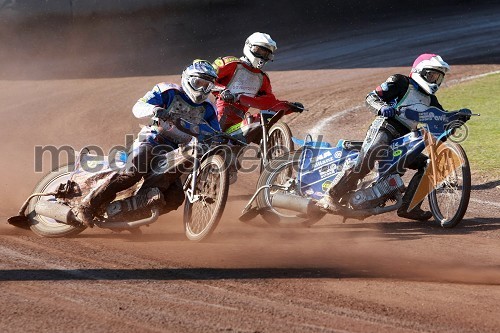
[408,129,466,211]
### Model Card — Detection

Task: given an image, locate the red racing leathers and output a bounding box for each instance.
[212,56,293,131]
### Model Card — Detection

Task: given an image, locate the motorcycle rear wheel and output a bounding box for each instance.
[28,165,86,238]
[428,142,471,228]
[256,154,325,227]
[183,154,229,241]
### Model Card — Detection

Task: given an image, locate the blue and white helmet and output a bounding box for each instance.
[181,60,218,104]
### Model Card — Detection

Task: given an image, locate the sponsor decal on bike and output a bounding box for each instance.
[308,151,335,169]
[393,149,402,157]
[319,164,337,178]
[321,180,332,192]
[418,111,449,123]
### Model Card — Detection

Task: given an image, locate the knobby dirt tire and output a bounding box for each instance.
[428,142,471,228]
[260,121,294,173]
[183,154,229,241]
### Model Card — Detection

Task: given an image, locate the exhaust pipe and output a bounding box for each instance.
[271,193,318,215]
[34,200,74,223]
[34,199,160,229]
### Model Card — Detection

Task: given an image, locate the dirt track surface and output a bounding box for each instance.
[1,5,500,333]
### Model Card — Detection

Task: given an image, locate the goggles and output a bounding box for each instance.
[250,45,274,61]
[188,76,215,93]
[421,68,445,85]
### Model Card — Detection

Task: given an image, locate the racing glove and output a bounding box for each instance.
[152,107,170,121]
[458,108,472,122]
[220,89,238,103]
[379,106,396,118]
[289,102,305,113]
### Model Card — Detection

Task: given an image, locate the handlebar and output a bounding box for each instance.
[211,85,306,113]
[175,118,247,146]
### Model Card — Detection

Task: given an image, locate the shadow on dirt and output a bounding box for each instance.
[471,179,500,190]
[376,217,500,237]
[310,217,500,241]
[1,264,498,285]
[0,267,364,282]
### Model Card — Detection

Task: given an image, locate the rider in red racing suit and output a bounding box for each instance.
[212,32,304,133]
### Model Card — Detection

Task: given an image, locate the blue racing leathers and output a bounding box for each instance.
[84,83,221,214]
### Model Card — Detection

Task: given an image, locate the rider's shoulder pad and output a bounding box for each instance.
[387,74,408,83]
[387,74,409,90]
[213,56,239,73]
[214,56,240,67]
[154,82,181,93]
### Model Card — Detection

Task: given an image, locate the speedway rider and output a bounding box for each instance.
[318,54,452,221]
[212,32,304,180]
[74,60,221,227]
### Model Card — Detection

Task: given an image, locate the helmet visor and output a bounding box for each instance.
[188,76,215,94]
[421,69,445,85]
[250,45,274,61]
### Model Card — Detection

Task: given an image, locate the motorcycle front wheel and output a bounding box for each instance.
[260,121,294,173]
[28,165,86,237]
[183,154,229,241]
[268,121,294,159]
[256,154,325,227]
[428,142,471,228]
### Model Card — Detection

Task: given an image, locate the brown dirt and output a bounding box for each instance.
[1,5,500,333]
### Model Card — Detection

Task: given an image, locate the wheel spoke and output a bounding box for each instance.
[187,163,221,234]
[429,143,471,227]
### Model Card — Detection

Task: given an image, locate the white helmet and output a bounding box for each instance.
[243,32,277,69]
[181,59,218,104]
[410,54,450,94]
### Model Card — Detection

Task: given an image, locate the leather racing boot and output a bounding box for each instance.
[397,201,433,221]
[316,167,361,213]
[73,204,95,228]
[316,194,341,213]
[397,170,432,221]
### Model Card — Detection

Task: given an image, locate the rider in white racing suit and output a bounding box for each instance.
[318,54,451,221]
[74,60,220,227]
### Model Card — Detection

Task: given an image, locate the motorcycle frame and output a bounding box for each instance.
[245,109,286,168]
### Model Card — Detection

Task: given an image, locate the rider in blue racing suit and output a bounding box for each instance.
[74,60,221,227]
[317,54,452,221]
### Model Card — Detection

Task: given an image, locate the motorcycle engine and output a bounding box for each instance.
[349,174,405,210]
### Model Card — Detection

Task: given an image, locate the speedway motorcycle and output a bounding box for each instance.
[214,87,304,181]
[8,119,240,241]
[240,107,476,228]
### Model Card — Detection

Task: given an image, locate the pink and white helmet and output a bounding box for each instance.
[410,54,450,94]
